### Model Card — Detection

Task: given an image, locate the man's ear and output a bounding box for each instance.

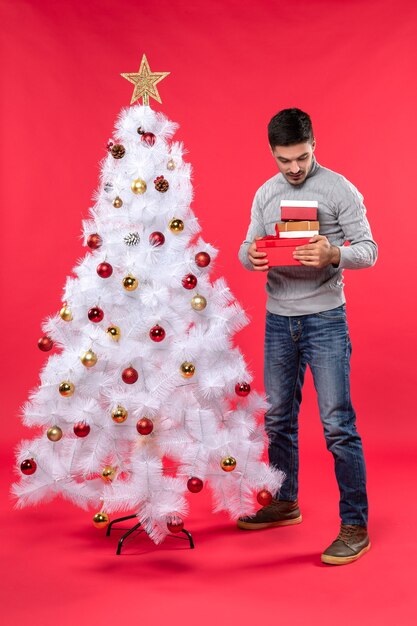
[312,139,316,152]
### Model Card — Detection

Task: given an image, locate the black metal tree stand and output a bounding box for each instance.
[106,514,195,555]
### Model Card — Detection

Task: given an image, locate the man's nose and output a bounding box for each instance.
[289,161,300,173]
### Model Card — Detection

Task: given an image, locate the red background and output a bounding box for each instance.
[1,1,416,624]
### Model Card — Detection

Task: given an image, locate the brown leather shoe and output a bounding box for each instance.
[321,524,371,565]
[237,499,302,530]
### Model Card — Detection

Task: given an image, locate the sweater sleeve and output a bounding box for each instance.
[238,189,267,271]
[333,178,378,270]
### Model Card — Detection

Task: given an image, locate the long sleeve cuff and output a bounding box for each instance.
[338,241,378,270]
[238,241,255,271]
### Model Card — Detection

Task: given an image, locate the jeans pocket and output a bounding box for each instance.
[316,304,346,320]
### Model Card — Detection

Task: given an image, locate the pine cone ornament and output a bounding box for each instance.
[124,232,140,246]
[154,176,169,193]
[110,144,126,159]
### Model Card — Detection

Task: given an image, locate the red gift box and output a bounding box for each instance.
[256,235,310,266]
[280,200,318,221]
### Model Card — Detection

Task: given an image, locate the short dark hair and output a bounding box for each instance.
[268,108,314,147]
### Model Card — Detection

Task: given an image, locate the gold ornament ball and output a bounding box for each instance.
[221,456,237,472]
[167,158,176,171]
[101,466,116,482]
[180,362,195,378]
[131,178,147,194]
[47,425,63,442]
[112,405,128,423]
[169,218,184,233]
[92,512,110,529]
[81,349,98,368]
[59,305,73,321]
[122,275,138,291]
[113,196,123,208]
[106,325,121,341]
[191,294,207,311]
[59,381,75,397]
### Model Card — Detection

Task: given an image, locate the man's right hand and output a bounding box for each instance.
[248,236,269,271]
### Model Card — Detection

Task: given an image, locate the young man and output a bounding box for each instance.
[237,108,377,565]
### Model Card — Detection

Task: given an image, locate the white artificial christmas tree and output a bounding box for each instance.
[13,56,284,545]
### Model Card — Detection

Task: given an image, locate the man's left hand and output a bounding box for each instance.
[293,235,340,268]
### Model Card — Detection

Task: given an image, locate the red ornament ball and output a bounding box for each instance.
[38,336,53,352]
[73,422,91,438]
[235,382,251,397]
[87,233,102,250]
[88,307,104,323]
[149,325,166,342]
[96,262,113,278]
[136,417,154,435]
[142,132,156,146]
[187,477,204,493]
[257,489,273,506]
[167,519,184,534]
[122,366,138,384]
[149,231,165,247]
[182,274,198,290]
[21,459,37,475]
[195,251,211,268]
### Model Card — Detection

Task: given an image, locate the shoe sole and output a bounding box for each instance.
[237,515,302,530]
[321,542,371,565]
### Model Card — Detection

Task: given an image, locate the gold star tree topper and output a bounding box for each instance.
[121,54,170,106]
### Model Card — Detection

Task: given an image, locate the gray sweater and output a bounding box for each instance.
[238,158,378,316]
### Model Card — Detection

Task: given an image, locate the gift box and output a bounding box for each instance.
[280,200,318,221]
[278,230,319,238]
[256,235,310,266]
[276,222,319,239]
[276,220,319,232]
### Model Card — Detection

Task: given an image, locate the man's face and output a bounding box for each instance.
[271,140,316,186]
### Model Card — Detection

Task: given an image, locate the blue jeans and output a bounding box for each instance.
[264,304,368,526]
